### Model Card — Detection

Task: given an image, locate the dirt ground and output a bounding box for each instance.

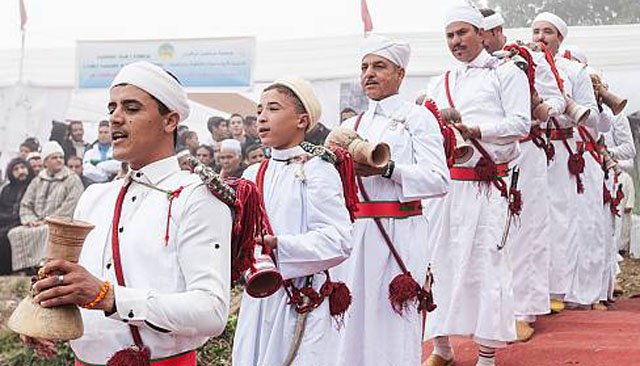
[618,257,640,299]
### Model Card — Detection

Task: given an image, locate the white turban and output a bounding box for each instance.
[220,139,242,157]
[562,45,587,64]
[269,76,322,130]
[444,5,483,29]
[533,12,568,38]
[42,141,64,161]
[482,13,505,30]
[360,34,411,69]
[111,61,190,122]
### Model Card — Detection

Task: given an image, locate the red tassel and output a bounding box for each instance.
[331,147,360,222]
[423,98,456,168]
[603,184,612,205]
[545,141,556,163]
[106,346,150,366]
[568,153,585,194]
[509,189,523,216]
[388,273,421,316]
[504,44,537,96]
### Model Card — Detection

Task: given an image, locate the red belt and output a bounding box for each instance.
[547,128,573,140]
[75,351,196,366]
[577,141,596,152]
[355,201,423,219]
[450,164,509,181]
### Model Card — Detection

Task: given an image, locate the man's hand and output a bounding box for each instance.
[255,234,278,253]
[453,123,481,140]
[32,259,115,312]
[20,335,58,359]
[354,162,385,177]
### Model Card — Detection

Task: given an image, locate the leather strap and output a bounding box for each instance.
[111,180,145,349]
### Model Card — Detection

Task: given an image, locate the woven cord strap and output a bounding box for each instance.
[111,180,145,349]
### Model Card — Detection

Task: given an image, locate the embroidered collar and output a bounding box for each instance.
[465,49,499,70]
[270,145,306,162]
[129,156,180,185]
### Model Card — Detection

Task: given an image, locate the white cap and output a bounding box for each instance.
[111,61,190,122]
[360,34,411,69]
[444,4,483,29]
[269,76,323,130]
[533,12,568,38]
[220,139,242,157]
[41,141,64,161]
[482,13,505,30]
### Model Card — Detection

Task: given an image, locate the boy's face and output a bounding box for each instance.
[257,89,308,149]
[246,148,265,165]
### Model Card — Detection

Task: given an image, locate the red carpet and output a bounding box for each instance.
[422,298,640,365]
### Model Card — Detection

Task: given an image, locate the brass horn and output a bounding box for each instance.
[591,74,627,116]
[564,97,591,125]
[439,108,474,165]
[325,126,391,168]
[8,217,94,340]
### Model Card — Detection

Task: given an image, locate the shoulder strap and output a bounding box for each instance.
[353,112,365,132]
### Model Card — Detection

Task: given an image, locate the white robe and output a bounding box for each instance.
[334,94,449,366]
[233,145,352,366]
[425,50,530,346]
[548,57,600,299]
[508,48,565,319]
[562,59,609,306]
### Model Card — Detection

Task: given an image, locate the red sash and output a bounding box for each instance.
[450,164,509,181]
[354,201,422,219]
[75,351,196,366]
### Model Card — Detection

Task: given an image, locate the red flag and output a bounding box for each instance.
[19,0,27,31]
[361,0,373,35]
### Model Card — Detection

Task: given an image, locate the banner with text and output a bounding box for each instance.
[76,37,255,89]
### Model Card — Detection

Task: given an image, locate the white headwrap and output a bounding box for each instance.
[269,76,323,130]
[533,12,568,38]
[360,34,411,69]
[111,61,190,122]
[444,5,483,29]
[562,45,587,64]
[220,139,242,157]
[41,141,64,161]
[482,13,505,30]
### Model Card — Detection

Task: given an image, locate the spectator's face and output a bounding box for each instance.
[186,134,199,149]
[97,126,112,145]
[11,163,29,182]
[229,116,244,137]
[67,158,83,176]
[178,156,191,171]
[29,158,43,175]
[360,54,404,101]
[19,146,31,158]
[108,85,179,170]
[218,149,240,171]
[532,21,562,55]
[257,89,308,149]
[446,22,484,63]
[196,147,214,166]
[44,153,65,174]
[244,119,258,138]
[70,123,84,142]
[213,122,230,141]
[246,148,265,165]
[340,111,357,122]
[481,27,506,54]
[213,141,222,164]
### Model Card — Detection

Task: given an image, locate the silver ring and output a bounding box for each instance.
[57,274,64,285]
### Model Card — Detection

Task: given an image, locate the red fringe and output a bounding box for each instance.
[388,273,421,316]
[603,183,613,205]
[504,44,537,96]
[568,153,585,194]
[331,147,360,222]
[611,184,625,217]
[320,279,352,328]
[545,141,556,163]
[223,178,272,283]
[106,346,150,366]
[509,189,523,216]
[423,98,456,168]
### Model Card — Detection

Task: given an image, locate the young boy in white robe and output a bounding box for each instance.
[232,77,353,366]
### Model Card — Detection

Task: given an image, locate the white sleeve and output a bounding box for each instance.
[113,185,232,337]
[609,114,636,161]
[479,64,531,144]
[572,66,600,131]
[276,160,352,279]
[390,107,450,201]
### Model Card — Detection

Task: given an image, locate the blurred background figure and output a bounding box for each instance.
[244,143,266,166]
[195,144,217,170]
[218,139,246,178]
[26,152,43,176]
[18,137,40,159]
[340,107,357,122]
[83,120,120,182]
[176,148,193,171]
[242,115,260,150]
[179,130,200,154]
[8,141,84,274]
[0,158,34,275]
[304,120,331,145]
[207,116,231,143]
[229,113,247,145]
[67,155,93,188]
[63,120,91,160]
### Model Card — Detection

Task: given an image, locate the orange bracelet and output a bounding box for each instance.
[82,280,111,310]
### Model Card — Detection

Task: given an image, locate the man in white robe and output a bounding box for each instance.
[480,8,565,341]
[27,61,232,365]
[334,35,449,366]
[424,5,530,366]
[532,13,609,310]
[232,77,353,366]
